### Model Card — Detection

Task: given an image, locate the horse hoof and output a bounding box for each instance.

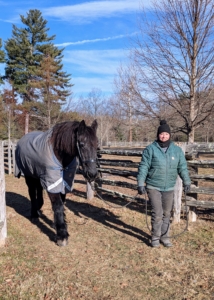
[57,239,68,247]
[37,210,42,217]
[51,222,56,229]
[31,217,39,224]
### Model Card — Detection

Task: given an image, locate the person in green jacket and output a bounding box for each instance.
[137,120,191,248]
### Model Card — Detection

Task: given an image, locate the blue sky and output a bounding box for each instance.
[0,0,152,98]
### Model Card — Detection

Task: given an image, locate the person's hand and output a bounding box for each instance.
[184,185,191,193]
[138,186,146,195]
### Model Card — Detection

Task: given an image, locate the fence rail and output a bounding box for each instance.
[105,141,214,149]
[106,141,151,148]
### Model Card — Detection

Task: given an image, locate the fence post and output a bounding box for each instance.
[86,182,94,200]
[8,141,12,175]
[173,143,186,223]
[173,176,183,223]
[12,142,16,174]
[188,168,198,222]
[0,141,7,246]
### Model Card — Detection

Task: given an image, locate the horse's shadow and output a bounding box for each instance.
[72,183,152,216]
[6,192,56,243]
[6,191,151,246]
[66,190,151,245]
[6,192,31,217]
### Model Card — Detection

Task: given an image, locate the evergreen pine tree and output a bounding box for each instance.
[5,10,55,99]
[4,9,72,133]
[30,52,72,129]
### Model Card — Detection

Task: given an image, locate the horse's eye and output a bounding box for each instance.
[79,142,84,148]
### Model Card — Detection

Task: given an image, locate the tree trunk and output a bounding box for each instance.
[25,112,29,135]
[188,127,195,143]
[100,118,103,147]
[128,95,132,143]
[8,108,12,174]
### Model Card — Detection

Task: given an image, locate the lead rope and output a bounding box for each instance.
[92,182,137,209]
[91,182,189,239]
[145,190,189,239]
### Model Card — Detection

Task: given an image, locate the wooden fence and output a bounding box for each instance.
[96,143,214,223]
[2,140,16,175]
[1,141,214,225]
[0,141,7,246]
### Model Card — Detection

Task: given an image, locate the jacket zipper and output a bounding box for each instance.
[164,152,167,191]
[164,147,169,191]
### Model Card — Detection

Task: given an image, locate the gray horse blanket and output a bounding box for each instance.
[15,130,79,194]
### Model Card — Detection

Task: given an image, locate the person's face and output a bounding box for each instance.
[159,132,170,142]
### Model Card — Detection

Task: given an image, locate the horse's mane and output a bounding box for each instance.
[50,121,97,158]
[50,121,80,156]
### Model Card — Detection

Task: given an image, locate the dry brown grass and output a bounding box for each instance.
[1,174,214,300]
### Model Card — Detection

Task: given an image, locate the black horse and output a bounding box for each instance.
[15,120,98,246]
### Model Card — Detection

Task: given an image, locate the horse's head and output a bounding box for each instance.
[77,119,98,182]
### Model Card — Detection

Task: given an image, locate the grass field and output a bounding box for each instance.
[0,174,214,300]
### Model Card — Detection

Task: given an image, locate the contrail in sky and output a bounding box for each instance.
[55,32,138,47]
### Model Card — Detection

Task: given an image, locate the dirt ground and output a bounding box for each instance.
[1,174,214,300]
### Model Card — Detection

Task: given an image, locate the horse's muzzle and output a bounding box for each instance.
[83,163,98,182]
[85,170,98,182]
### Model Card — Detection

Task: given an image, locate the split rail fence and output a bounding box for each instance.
[96,143,214,223]
[1,141,214,231]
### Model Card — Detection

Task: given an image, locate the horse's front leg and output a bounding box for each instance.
[48,192,69,246]
[60,193,66,205]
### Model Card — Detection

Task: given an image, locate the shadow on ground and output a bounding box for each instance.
[66,190,151,246]
[72,184,152,215]
[6,191,151,246]
[6,192,56,243]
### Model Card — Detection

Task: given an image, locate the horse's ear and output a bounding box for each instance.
[91,119,98,132]
[78,120,86,135]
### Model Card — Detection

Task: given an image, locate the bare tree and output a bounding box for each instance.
[76,88,113,146]
[113,64,164,141]
[0,87,18,141]
[114,66,138,143]
[130,0,214,142]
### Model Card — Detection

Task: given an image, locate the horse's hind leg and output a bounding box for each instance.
[48,192,69,246]
[25,176,40,219]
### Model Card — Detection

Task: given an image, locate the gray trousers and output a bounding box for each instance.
[146,189,174,241]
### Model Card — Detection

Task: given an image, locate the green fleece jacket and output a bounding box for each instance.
[137,141,191,191]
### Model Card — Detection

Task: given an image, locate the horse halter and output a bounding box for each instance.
[76,131,98,181]
[76,140,96,165]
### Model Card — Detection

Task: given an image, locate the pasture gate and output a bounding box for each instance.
[0,141,7,246]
